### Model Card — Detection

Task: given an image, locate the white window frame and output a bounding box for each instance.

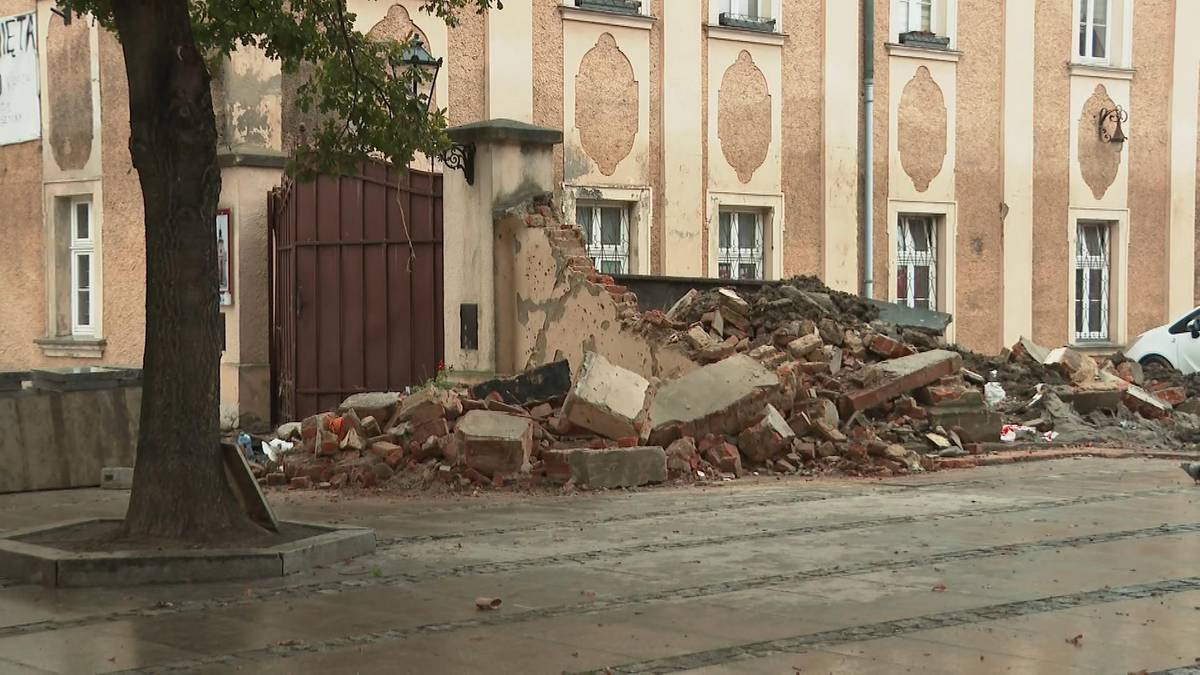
[716,209,764,280]
[69,197,95,337]
[1074,221,1111,342]
[899,0,934,33]
[576,201,631,275]
[896,215,937,311]
[709,0,782,29]
[727,0,758,19]
[1077,0,1111,63]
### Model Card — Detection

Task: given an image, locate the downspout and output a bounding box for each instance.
[862,0,875,299]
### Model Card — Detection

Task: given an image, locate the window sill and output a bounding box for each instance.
[34,336,106,359]
[886,43,961,62]
[1069,341,1121,353]
[559,5,654,30]
[705,24,786,47]
[1069,62,1135,80]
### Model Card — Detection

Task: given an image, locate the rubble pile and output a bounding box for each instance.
[256,280,1200,493]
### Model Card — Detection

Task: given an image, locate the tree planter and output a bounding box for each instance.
[718,13,777,32]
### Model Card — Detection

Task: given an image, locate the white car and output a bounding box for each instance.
[1124,306,1200,374]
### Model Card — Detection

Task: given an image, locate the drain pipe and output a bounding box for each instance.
[862,0,875,299]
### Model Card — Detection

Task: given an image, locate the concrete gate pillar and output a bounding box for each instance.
[441,119,563,379]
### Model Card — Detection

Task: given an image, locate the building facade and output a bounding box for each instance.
[1,0,1198,424]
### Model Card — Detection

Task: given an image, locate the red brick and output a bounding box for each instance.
[385,449,405,469]
[289,476,312,490]
[868,334,903,358]
[937,458,976,469]
[265,472,287,486]
[617,436,639,448]
[330,473,348,489]
[839,350,962,417]
[1153,386,1187,406]
[411,417,450,446]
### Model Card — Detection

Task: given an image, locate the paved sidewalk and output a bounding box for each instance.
[0,457,1197,674]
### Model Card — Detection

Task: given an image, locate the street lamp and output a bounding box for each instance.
[400,35,475,184]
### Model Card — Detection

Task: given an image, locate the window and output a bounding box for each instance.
[69,198,95,336]
[896,215,937,311]
[899,0,933,33]
[1078,0,1109,61]
[576,202,630,274]
[718,0,776,31]
[717,210,763,280]
[727,0,758,18]
[1075,221,1111,341]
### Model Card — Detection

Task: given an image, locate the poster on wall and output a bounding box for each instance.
[217,209,233,306]
[0,11,41,146]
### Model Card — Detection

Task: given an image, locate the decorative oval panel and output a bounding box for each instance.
[47,15,93,172]
[1078,85,1122,200]
[575,33,638,176]
[718,50,771,184]
[897,66,947,193]
[367,5,434,107]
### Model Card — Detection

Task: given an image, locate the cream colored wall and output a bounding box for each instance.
[1001,0,1035,347]
[488,3,533,121]
[661,1,705,276]
[1168,0,1199,319]
[822,0,859,293]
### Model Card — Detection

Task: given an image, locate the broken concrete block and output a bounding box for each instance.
[1116,361,1145,387]
[927,406,1003,444]
[811,419,847,443]
[736,404,794,463]
[410,417,450,447]
[838,350,962,418]
[648,355,780,445]
[561,352,651,441]
[395,388,453,426]
[686,325,719,351]
[697,336,739,363]
[543,447,667,489]
[665,437,699,476]
[455,411,533,477]
[368,440,403,461]
[338,392,401,425]
[1057,383,1125,414]
[339,427,367,453]
[700,438,743,476]
[1043,347,1098,384]
[665,289,699,322]
[1010,336,1051,364]
[361,416,382,439]
[786,334,823,360]
[794,398,839,429]
[276,422,301,441]
[470,360,572,406]
[1122,385,1172,419]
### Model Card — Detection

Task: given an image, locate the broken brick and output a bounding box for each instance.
[838,350,962,418]
[562,352,650,441]
[456,410,534,477]
[736,404,795,463]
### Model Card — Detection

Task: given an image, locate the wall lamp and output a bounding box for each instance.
[1098,106,1128,144]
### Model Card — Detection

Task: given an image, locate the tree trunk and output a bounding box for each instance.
[113,0,263,542]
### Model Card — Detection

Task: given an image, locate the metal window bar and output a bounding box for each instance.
[1075,222,1110,342]
[717,210,764,280]
[896,215,937,311]
[576,203,630,275]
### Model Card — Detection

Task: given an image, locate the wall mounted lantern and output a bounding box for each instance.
[402,36,475,184]
[1098,105,1128,144]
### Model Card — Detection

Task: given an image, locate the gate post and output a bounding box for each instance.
[442,120,563,378]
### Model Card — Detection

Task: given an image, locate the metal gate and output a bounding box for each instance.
[269,161,444,423]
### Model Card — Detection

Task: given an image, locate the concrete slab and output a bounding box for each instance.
[542,446,667,489]
[839,349,962,418]
[561,351,650,441]
[454,410,533,477]
[648,355,781,445]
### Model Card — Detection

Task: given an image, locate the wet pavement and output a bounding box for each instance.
[0,457,1198,674]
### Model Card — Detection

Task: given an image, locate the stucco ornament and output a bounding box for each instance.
[898,66,947,192]
[575,33,638,176]
[1078,85,1123,200]
[47,15,93,171]
[718,50,772,183]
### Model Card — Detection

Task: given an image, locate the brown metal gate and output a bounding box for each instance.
[269,161,444,423]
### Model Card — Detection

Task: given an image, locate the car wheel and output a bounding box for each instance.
[1139,355,1174,371]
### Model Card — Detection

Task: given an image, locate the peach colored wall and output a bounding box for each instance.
[648,0,663,273]
[533,0,564,186]
[1031,0,1072,347]
[952,0,1004,353]
[0,140,45,369]
[779,0,823,279]
[97,31,147,366]
[870,0,890,301]
[1127,0,1175,337]
[447,8,486,126]
[0,0,45,369]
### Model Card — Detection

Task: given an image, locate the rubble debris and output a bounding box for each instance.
[839,350,962,418]
[561,352,650,441]
[338,392,400,424]
[475,597,503,611]
[736,405,794,463]
[470,360,571,407]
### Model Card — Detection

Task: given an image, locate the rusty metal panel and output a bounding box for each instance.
[270,161,444,423]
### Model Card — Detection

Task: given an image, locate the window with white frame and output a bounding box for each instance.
[896,215,937,311]
[717,210,763,280]
[576,202,630,275]
[899,0,933,33]
[1075,221,1111,342]
[727,0,758,19]
[69,198,95,336]
[1077,0,1109,61]
[717,0,777,31]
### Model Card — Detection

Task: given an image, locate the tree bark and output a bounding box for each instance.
[113,0,263,542]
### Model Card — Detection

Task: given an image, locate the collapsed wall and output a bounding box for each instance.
[493,197,697,381]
